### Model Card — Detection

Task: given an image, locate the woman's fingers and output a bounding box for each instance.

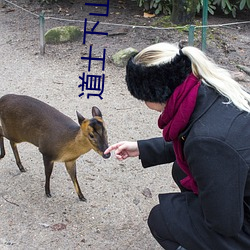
[104,141,127,155]
[104,141,138,160]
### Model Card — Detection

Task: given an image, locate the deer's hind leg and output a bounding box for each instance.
[10,141,26,172]
[0,126,5,159]
[65,161,86,202]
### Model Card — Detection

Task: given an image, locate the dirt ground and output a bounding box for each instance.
[0,1,249,249]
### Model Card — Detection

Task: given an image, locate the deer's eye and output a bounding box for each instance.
[89,133,94,139]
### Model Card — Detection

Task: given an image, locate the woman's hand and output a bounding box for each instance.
[104,141,139,160]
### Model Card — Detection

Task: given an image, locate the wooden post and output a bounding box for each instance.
[39,11,45,55]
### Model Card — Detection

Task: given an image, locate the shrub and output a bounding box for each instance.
[135,0,250,18]
[136,0,172,15]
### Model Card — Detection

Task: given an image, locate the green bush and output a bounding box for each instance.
[213,0,250,17]
[136,0,172,15]
[196,0,216,15]
[135,0,250,18]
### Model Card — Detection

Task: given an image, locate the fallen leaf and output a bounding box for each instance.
[51,223,67,231]
[143,12,155,18]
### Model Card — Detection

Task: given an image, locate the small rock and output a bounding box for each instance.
[231,71,247,82]
[45,26,82,44]
[133,197,140,205]
[39,223,50,228]
[5,241,15,246]
[112,47,138,67]
[236,65,250,76]
[142,187,152,198]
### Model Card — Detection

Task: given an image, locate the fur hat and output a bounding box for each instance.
[125,52,192,103]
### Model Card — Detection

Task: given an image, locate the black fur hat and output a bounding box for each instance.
[125,52,192,103]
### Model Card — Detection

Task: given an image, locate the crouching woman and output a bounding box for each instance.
[105,42,250,249]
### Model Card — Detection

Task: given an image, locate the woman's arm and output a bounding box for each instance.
[104,137,175,168]
[138,137,175,168]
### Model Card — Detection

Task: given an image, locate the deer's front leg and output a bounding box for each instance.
[65,160,86,202]
[43,155,54,198]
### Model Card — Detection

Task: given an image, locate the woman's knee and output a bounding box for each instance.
[148,204,161,233]
[148,205,179,249]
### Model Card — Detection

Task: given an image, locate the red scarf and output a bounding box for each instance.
[158,73,201,194]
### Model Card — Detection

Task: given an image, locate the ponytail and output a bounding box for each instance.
[182,46,250,112]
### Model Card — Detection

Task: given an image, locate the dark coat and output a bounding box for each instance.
[138,84,250,250]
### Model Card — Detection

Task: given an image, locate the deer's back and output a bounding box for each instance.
[0,94,79,148]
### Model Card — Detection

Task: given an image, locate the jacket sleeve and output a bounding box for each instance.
[185,136,249,237]
[137,137,175,168]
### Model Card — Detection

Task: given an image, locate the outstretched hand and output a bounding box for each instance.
[104,141,139,160]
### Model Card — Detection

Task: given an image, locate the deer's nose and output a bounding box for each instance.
[103,152,111,159]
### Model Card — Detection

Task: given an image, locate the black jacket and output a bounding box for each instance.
[138,84,250,249]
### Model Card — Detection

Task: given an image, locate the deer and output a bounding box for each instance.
[0,94,111,201]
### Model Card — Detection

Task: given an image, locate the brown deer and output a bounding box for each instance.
[0,94,110,201]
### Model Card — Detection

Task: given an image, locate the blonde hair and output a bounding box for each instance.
[134,42,250,113]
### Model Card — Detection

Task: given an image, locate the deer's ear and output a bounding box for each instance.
[76,111,85,125]
[92,106,102,118]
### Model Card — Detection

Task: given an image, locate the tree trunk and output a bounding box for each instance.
[171,0,198,25]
